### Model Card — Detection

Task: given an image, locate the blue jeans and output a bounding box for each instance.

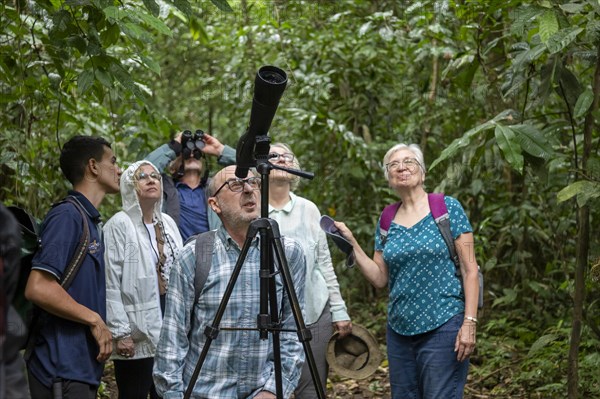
[387,313,469,399]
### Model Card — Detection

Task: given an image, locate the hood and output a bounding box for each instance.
[120,160,163,223]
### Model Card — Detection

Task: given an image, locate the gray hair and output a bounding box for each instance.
[382,143,426,181]
[270,142,301,191]
[207,174,220,197]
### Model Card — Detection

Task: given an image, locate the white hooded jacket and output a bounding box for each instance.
[104,160,182,359]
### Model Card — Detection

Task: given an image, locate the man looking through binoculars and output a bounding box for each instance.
[146,131,236,241]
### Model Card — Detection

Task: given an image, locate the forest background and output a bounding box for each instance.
[1,0,599,397]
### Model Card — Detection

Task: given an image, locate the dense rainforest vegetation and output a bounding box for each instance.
[1,0,599,397]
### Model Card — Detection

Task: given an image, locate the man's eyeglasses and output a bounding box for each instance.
[268,152,294,163]
[213,177,261,196]
[385,158,421,173]
[135,171,162,181]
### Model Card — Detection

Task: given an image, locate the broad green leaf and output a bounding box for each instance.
[65,35,87,54]
[556,64,583,108]
[495,125,524,173]
[546,27,583,54]
[136,11,172,37]
[121,22,151,42]
[511,124,554,160]
[510,6,543,36]
[512,43,546,69]
[140,54,161,75]
[359,21,372,37]
[100,23,120,47]
[574,89,593,119]
[170,0,193,16]
[528,334,558,356]
[103,6,124,22]
[557,181,600,206]
[95,68,112,87]
[559,3,585,13]
[430,109,516,170]
[142,0,160,16]
[109,62,145,101]
[492,288,518,307]
[51,10,72,33]
[210,0,233,12]
[538,10,558,43]
[77,69,95,94]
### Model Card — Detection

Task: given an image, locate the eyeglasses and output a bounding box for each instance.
[268,152,294,163]
[385,158,421,173]
[213,176,261,196]
[135,171,162,181]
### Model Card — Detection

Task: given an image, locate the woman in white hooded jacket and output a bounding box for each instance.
[104,160,182,399]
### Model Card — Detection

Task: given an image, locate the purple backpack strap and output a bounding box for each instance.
[428,192,448,220]
[379,202,401,245]
[380,202,402,233]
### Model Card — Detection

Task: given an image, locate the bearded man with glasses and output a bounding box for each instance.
[154,165,307,399]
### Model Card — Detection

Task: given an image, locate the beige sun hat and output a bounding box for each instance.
[326,323,382,379]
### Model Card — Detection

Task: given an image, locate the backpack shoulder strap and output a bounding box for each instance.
[56,196,91,290]
[193,230,217,304]
[23,196,90,360]
[428,193,460,272]
[379,202,402,245]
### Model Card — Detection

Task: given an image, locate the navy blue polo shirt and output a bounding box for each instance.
[176,181,209,241]
[28,190,106,388]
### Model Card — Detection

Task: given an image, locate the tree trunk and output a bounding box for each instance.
[567,41,600,399]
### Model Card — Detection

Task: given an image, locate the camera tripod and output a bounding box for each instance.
[184,153,326,399]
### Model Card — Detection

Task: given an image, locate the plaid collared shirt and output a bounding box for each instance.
[154,225,306,399]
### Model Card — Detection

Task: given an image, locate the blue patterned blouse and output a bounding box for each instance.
[374,195,473,336]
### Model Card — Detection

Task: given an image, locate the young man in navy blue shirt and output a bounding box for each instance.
[25,136,122,399]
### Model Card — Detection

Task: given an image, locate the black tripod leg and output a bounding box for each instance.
[270,232,327,399]
[260,227,284,399]
[183,225,259,399]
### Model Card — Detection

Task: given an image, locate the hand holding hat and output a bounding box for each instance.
[320,215,355,268]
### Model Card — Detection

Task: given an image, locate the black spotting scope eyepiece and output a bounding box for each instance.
[235,66,288,178]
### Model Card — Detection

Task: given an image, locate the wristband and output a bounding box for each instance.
[464,316,478,324]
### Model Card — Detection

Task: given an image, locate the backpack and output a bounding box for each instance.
[379,193,483,309]
[7,205,41,322]
[9,196,92,352]
[183,230,217,305]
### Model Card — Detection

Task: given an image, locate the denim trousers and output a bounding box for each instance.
[387,313,469,399]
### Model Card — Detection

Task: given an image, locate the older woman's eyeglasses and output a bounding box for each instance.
[213,177,261,196]
[385,158,420,173]
[135,171,162,181]
[268,152,294,163]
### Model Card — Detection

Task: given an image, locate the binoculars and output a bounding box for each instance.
[182,129,205,160]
